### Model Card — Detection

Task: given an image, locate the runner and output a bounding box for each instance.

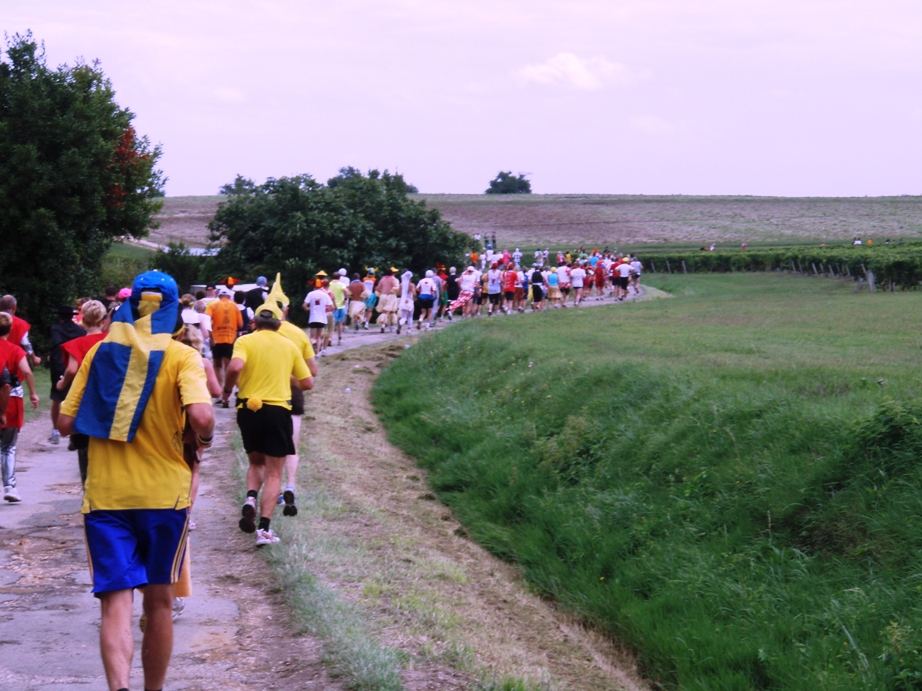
[630,256,643,293]
[56,301,108,483]
[416,270,438,330]
[486,263,503,316]
[502,263,517,313]
[529,265,546,312]
[558,263,571,308]
[49,305,86,444]
[347,273,369,332]
[397,270,416,334]
[444,267,460,321]
[375,268,400,333]
[328,270,348,345]
[221,300,313,546]
[206,287,243,403]
[448,266,477,318]
[571,263,587,305]
[614,257,633,301]
[0,312,39,503]
[57,271,215,691]
[362,269,377,330]
[266,275,318,517]
[0,295,41,366]
[303,282,333,357]
[547,267,562,307]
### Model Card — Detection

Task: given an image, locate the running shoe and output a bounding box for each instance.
[255,528,280,546]
[3,486,21,502]
[239,496,257,533]
[172,597,185,620]
[277,492,285,506]
[49,430,60,444]
[188,518,197,531]
[380,325,385,333]
[396,323,401,334]
[221,400,229,409]
[282,487,298,517]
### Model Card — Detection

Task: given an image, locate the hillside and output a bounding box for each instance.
[151,194,922,249]
[373,273,922,690]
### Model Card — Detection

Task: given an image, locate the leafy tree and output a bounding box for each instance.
[0,32,164,349]
[208,169,474,317]
[485,171,532,194]
[328,166,418,193]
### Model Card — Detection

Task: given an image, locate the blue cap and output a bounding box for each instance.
[256,276,268,286]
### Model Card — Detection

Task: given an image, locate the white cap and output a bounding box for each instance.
[425,270,434,277]
[338,268,347,276]
[218,286,233,297]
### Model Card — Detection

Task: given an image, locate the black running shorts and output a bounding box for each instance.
[212,342,234,361]
[237,404,295,457]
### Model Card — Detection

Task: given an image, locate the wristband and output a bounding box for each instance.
[196,433,213,447]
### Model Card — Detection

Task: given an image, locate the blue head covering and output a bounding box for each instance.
[73,271,180,443]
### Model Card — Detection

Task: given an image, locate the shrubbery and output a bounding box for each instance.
[644,243,922,289]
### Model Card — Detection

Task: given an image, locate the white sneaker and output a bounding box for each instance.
[172,597,185,620]
[4,486,21,502]
[49,430,60,444]
[255,528,280,546]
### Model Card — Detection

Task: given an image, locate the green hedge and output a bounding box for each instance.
[644,245,922,289]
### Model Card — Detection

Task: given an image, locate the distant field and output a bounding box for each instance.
[152,194,922,250]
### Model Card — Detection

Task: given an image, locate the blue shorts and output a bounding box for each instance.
[334,307,346,323]
[84,508,188,595]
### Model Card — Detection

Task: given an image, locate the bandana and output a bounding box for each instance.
[74,271,179,443]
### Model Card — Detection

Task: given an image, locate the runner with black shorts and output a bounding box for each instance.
[222,301,313,547]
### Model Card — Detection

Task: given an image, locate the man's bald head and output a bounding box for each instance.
[0,296,16,314]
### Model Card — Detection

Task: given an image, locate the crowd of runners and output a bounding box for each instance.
[300,248,643,356]
[0,244,642,690]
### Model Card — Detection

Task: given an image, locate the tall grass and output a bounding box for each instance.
[373,274,922,690]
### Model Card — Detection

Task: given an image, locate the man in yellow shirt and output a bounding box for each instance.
[205,287,243,401]
[264,275,318,516]
[58,271,215,691]
[221,301,313,546]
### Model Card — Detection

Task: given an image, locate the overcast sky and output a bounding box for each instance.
[7,0,922,196]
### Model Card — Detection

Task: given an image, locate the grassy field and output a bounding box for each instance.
[373,274,922,690]
[153,195,922,252]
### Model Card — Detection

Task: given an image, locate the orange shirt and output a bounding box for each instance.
[206,298,243,344]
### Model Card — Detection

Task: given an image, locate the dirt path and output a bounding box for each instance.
[0,290,648,690]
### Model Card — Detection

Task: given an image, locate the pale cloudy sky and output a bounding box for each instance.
[6,0,922,196]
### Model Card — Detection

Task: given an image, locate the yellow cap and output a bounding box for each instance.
[254,301,283,320]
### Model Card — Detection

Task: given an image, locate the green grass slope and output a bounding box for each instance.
[373,274,922,690]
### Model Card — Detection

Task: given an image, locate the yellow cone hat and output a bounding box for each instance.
[267,272,289,307]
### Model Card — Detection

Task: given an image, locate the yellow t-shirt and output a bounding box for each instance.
[62,341,212,513]
[328,280,346,309]
[232,329,309,409]
[206,298,242,344]
[278,321,316,361]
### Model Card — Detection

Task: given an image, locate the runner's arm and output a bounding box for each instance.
[202,358,222,398]
[293,375,314,391]
[57,353,78,391]
[186,402,215,439]
[221,357,244,403]
[306,357,318,377]
[17,355,39,409]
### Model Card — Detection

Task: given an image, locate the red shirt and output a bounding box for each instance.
[503,271,518,292]
[60,333,107,366]
[9,316,30,350]
[0,339,26,429]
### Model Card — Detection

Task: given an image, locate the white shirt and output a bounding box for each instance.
[512,251,522,265]
[304,289,333,323]
[460,272,477,291]
[571,267,586,287]
[616,263,633,278]
[487,269,503,294]
[417,277,437,297]
[631,260,642,274]
[558,266,570,284]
